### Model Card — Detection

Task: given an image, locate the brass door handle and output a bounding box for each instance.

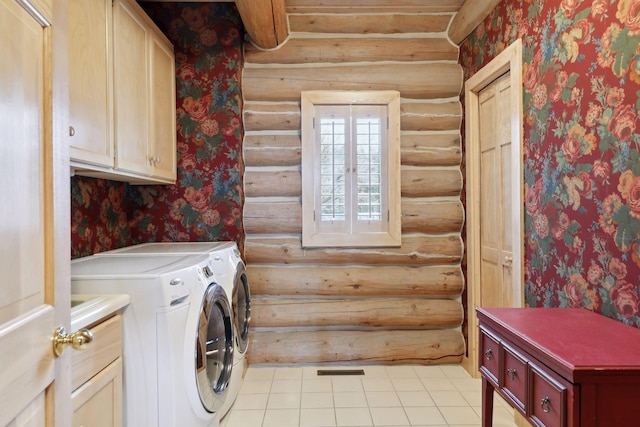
[52,326,93,357]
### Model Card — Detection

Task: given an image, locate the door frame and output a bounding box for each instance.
[462,39,524,376]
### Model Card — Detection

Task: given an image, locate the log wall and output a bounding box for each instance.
[242,9,465,365]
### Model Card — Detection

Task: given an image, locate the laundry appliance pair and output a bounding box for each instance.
[70,242,250,427]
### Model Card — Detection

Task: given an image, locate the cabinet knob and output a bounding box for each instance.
[540,396,551,413]
[504,256,513,266]
[507,368,517,381]
[52,326,93,357]
[69,126,75,137]
[485,348,493,360]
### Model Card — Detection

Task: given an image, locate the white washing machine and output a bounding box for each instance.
[94,242,251,419]
[71,254,234,427]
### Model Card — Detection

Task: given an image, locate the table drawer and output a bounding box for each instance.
[529,363,566,427]
[502,343,527,412]
[479,326,500,385]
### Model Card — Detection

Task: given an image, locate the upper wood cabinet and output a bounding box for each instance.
[69,0,176,184]
[147,31,177,181]
[68,0,114,168]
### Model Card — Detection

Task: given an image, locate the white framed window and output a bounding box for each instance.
[301,91,401,247]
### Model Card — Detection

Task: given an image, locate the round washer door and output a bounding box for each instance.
[233,262,251,355]
[195,283,234,413]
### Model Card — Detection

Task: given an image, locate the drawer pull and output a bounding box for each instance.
[507,368,517,381]
[485,349,493,360]
[541,396,551,413]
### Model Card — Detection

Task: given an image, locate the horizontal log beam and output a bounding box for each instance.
[252,297,463,328]
[244,101,462,133]
[401,200,463,233]
[285,0,465,14]
[401,102,461,131]
[243,200,464,235]
[400,134,461,166]
[243,103,300,131]
[245,37,457,64]
[243,133,461,168]
[244,170,300,197]
[247,329,465,364]
[247,264,464,297]
[243,63,462,101]
[288,13,452,34]
[244,201,302,234]
[244,138,301,168]
[244,168,461,198]
[245,235,463,265]
[401,169,462,197]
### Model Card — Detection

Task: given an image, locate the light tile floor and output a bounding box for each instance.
[220,364,518,427]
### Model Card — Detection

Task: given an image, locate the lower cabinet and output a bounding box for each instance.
[71,314,123,427]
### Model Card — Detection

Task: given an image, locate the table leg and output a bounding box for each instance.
[482,376,494,427]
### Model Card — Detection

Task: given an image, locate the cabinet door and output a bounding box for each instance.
[149,33,176,182]
[113,0,149,176]
[68,0,113,167]
[72,358,123,427]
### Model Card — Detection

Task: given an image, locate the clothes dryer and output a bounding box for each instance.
[93,242,251,419]
[71,254,234,427]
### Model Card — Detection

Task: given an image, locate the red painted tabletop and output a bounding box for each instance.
[476,307,640,372]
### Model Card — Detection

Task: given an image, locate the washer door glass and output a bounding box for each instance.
[234,264,251,354]
[195,283,234,413]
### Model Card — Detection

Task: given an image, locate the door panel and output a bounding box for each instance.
[149,35,176,180]
[479,72,513,309]
[0,0,56,425]
[114,0,149,175]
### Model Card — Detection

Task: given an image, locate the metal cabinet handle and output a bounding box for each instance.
[507,368,517,381]
[504,256,513,266]
[485,348,493,360]
[540,396,551,413]
[69,126,75,137]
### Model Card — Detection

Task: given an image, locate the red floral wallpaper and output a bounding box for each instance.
[460,0,640,327]
[71,3,244,258]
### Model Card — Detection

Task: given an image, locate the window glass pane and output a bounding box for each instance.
[354,115,383,224]
[319,116,348,222]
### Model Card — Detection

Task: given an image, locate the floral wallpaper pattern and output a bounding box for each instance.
[71,3,244,259]
[460,0,640,327]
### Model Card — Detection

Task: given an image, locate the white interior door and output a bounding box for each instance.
[0,0,69,424]
[462,39,523,378]
[479,72,514,308]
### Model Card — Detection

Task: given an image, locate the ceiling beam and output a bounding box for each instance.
[447,0,502,45]
[235,0,289,49]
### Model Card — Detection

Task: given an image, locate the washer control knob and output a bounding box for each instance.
[202,266,213,278]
